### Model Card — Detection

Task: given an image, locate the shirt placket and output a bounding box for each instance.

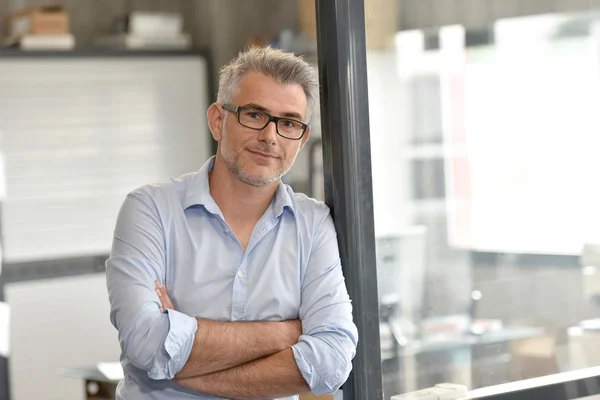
[230,216,279,321]
[231,253,247,321]
[217,218,246,322]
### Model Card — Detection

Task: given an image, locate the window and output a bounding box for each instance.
[363,4,600,400]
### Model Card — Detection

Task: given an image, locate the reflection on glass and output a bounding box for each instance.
[366,6,600,400]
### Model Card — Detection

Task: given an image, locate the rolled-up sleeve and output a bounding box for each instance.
[106,191,197,380]
[292,212,359,395]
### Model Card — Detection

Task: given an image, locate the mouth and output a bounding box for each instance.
[248,149,277,159]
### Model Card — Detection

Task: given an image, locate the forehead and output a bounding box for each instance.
[232,71,308,118]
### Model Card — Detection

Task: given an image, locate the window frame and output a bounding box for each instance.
[314,0,600,399]
[315,0,384,399]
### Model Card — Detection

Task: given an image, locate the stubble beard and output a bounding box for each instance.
[219,132,297,187]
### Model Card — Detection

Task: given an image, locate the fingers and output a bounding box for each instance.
[154,280,175,312]
[154,280,164,312]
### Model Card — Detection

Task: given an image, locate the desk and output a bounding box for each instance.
[61,366,118,399]
[382,326,546,399]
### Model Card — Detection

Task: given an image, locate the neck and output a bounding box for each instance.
[209,155,278,224]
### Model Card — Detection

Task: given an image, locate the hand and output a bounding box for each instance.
[155,280,174,312]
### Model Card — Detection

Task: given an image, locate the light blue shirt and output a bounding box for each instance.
[106,157,358,399]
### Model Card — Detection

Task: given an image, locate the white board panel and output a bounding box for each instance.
[0,56,211,262]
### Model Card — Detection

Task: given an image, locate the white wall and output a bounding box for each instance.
[6,274,121,400]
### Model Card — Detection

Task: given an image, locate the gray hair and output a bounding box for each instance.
[217,46,319,119]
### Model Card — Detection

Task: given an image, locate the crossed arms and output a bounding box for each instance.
[155,282,309,398]
[106,191,358,398]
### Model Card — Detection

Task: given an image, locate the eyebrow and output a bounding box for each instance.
[242,103,304,121]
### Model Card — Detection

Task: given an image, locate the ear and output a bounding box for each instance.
[299,125,311,150]
[207,103,225,142]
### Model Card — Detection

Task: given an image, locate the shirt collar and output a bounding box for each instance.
[272,179,296,218]
[183,156,219,214]
[183,156,295,218]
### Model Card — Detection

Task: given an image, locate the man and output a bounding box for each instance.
[106,46,358,399]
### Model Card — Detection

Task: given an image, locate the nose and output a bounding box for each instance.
[257,120,278,145]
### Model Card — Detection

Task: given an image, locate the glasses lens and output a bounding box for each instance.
[239,109,269,129]
[277,119,305,139]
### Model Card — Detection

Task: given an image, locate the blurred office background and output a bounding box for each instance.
[364,0,600,399]
[0,1,599,400]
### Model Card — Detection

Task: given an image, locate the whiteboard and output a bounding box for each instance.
[0,55,211,262]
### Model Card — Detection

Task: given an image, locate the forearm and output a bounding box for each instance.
[177,318,299,378]
[176,348,309,398]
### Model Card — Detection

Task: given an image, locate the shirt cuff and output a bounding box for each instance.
[292,342,321,391]
[292,337,347,395]
[148,309,197,380]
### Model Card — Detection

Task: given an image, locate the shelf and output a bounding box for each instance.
[0,47,210,59]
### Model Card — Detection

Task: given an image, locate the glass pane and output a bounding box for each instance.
[365,2,600,399]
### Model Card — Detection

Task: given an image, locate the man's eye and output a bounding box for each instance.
[247,112,261,119]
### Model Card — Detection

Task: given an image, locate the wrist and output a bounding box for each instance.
[175,375,206,392]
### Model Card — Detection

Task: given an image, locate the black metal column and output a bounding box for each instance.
[315,1,383,399]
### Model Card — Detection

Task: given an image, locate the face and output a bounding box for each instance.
[208,71,311,187]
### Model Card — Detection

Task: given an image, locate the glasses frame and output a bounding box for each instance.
[221,103,309,140]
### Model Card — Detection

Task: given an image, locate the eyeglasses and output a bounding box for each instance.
[222,103,308,140]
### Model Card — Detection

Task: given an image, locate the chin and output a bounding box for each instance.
[242,175,278,187]
[246,163,276,176]
[240,169,280,187]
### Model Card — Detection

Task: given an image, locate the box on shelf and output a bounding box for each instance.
[94,33,191,50]
[128,12,183,37]
[16,34,75,51]
[6,5,69,38]
[94,11,189,50]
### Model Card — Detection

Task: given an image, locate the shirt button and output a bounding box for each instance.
[224,229,230,234]
[237,270,244,278]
